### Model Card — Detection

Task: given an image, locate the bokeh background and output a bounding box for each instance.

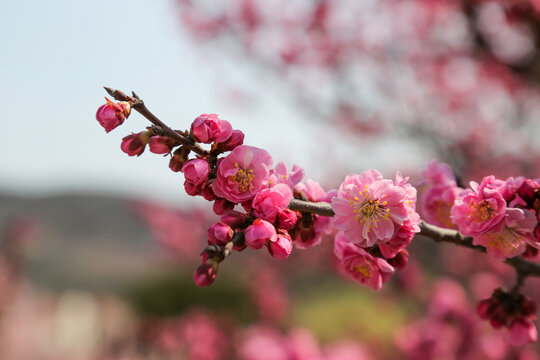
[2,0,540,359]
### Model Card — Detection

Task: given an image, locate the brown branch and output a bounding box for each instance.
[103,87,209,156]
[288,198,540,278]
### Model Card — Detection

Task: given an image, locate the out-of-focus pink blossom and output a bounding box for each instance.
[421,185,462,229]
[252,183,293,222]
[121,131,151,157]
[324,341,373,360]
[96,98,130,132]
[238,325,289,360]
[420,160,457,187]
[268,233,293,259]
[149,135,175,154]
[508,319,538,346]
[473,208,537,260]
[451,176,507,236]
[193,262,218,287]
[269,162,305,189]
[288,328,323,360]
[332,170,414,247]
[182,159,210,186]
[245,219,277,249]
[207,222,234,245]
[219,129,244,151]
[191,113,233,143]
[212,145,273,203]
[334,232,394,290]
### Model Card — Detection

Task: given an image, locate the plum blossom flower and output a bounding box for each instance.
[191,113,233,144]
[420,160,457,187]
[252,183,293,222]
[96,98,131,132]
[268,232,293,259]
[451,176,507,236]
[207,222,234,245]
[334,232,394,290]
[149,135,175,154]
[332,170,412,247]
[245,219,277,249]
[193,261,218,287]
[120,131,151,156]
[473,208,537,261]
[508,319,538,346]
[182,159,210,185]
[212,145,273,203]
[268,162,304,189]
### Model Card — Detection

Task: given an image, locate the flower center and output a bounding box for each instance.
[471,200,495,222]
[354,264,371,278]
[231,163,254,192]
[346,186,391,233]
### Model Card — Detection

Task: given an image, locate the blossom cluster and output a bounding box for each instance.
[331,170,421,290]
[420,161,540,262]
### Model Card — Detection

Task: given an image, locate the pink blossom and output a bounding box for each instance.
[252,183,293,222]
[451,176,507,236]
[245,219,277,249]
[473,208,537,260]
[332,170,411,247]
[219,129,244,151]
[96,98,130,132]
[212,145,273,203]
[182,159,210,185]
[221,210,248,228]
[277,209,297,230]
[421,185,462,229]
[334,232,394,290]
[207,222,234,245]
[288,328,323,360]
[193,262,218,287]
[420,160,456,187]
[324,341,373,360]
[269,162,305,189]
[379,222,416,259]
[268,232,293,259]
[238,325,289,360]
[191,113,233,143]
[213,198,235,215]
[184,180,204,196]
[518,178,540,205]
[149,135,175,154]
[120,131,151,156]
[508,319,538,346]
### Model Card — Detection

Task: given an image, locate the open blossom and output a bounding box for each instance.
[252,183,293,222]
[331,170,412,247]
[421,185,462,229]
[334,232,394,290]
[182,159,210,185]
[268,162,304,189]
[96,98,131,132]
[473,208,537,261]
[212,145,273,203]
[451,176,507,236]
[191,113,233,143]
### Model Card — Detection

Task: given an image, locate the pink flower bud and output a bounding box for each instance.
[477,299,495,319]
[387,249,409,270]
[219,129,244,151]
[96,98,131,133]
[245,219,277,249]
[169,147,190,172]
[193,261,218,287]
[519,179,539,205]
[149,136,175,154]
[202,184,217,201]
[120,131,151,156]
[190,114,233,143]
[268,233,293,259]
[208,222,234,245]
[213,198,235,215]
[508,319,537,346]
[182,159,210,186]
[277,209,297,230]
[252,184,293,222]
[184,181,204,196]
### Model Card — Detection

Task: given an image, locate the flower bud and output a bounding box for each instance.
[268,232,293,260]
[208,222,234,245]
[477,299,495,319]
[213,198,235,215]
[221,210,248,228]
[508,319,538,346]
[277,209,297,230]
[518,179,539,205]
[193,261,218,287]
[149,136,175,154]
[182,159,210,186]
[184,181,204,196]
[190,114,233,144]
[202,184,217,201]
[169,146,190,172]
[387,249,409,270]
[96,98,131,133]
[245,219,277,249]
[121,131,151,156]
[219,129,245,151]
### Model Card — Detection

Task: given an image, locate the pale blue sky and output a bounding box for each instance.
[0,0,427,205]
